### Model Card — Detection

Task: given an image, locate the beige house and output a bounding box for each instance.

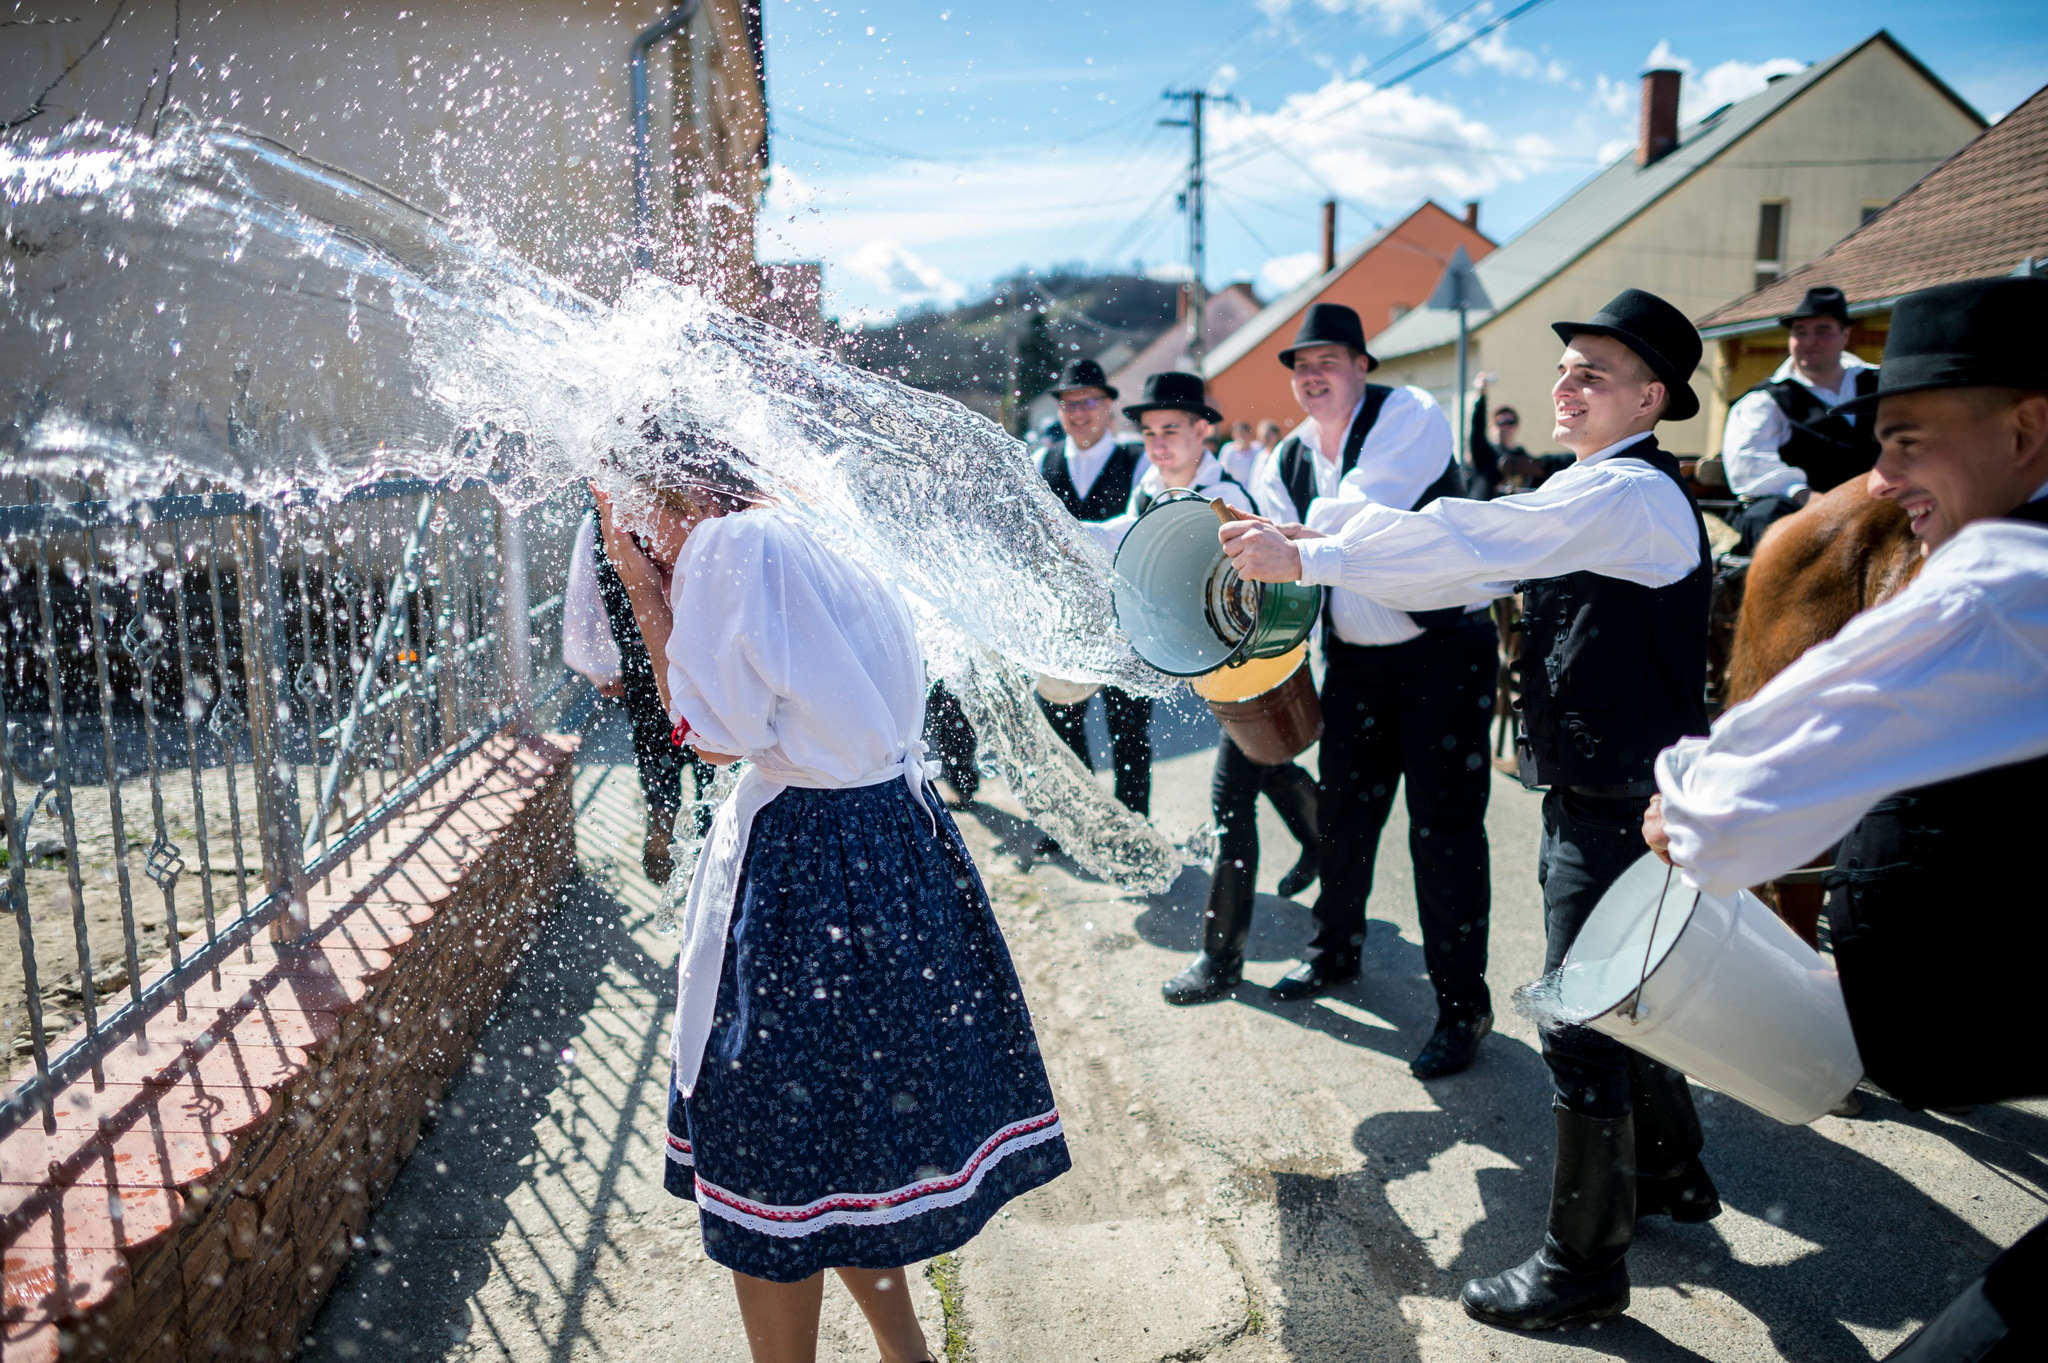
[1696,77,2048,450]
[0,0,775,314]
[1366,31,1983,456]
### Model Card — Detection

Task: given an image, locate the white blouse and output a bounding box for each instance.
[1655,512,2048,898]
[664,508,927,786]
[661,508,936,1096]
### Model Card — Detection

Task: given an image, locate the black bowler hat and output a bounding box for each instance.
[1051,357,1118,399]
[1122,370,1224,425]
[1780,285,1851,328]
[1833,276,2048,414]
[1552,288,1702,422]
[1278,302,1378,370]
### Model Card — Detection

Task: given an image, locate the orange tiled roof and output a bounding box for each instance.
[1699,80,2048,333]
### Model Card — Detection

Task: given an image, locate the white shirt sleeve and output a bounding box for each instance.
[1294,456,1703,610]
[1720,388,1810,501]
[1654,521,2048,897]
[561,513,622,687]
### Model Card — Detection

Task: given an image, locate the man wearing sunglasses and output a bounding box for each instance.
[1035,357,1156,814]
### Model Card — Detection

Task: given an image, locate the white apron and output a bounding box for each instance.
[668,738,942,1097]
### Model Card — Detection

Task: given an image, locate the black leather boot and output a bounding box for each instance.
[643,807,677,885]
[1629,1056,1721,1223]
[1263,770,1320,898]
[1163,860,1256,1005]
[1462,1103,1635,1331]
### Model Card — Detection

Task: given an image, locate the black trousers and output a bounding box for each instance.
[592,518,713,824]
[925,681,979,801]
[1040,686,1153,815]
[1212,734,1314,875]
[1309,624,1494,1017]
[1537,786,1704,1163]
[1733,493,1801,556]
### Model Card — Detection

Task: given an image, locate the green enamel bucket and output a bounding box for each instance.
[1111,490,1324,678]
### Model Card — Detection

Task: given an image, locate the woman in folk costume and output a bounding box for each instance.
[1075,372,1320,1008]
[596,422,1070,1363]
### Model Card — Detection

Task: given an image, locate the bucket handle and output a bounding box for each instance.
[1622,860,1677,1022]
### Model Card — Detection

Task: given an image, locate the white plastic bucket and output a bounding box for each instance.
[1556,852,1863,1126]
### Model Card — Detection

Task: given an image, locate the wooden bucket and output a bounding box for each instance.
[1204,662,1322,765]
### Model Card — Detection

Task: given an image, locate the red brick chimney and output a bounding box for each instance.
[1638,69,1682,166]
[1320,199,1337,275]
[1462,201,1479,230]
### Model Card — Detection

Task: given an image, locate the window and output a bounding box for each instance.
[1754,200,1788,291]
[1860,202,1887,227]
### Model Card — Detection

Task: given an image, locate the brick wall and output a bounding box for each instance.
[0,731,580,1361]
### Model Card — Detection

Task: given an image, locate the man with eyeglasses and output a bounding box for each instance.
[1035,357,1155,814]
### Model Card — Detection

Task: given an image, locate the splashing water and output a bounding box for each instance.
[1,119,1181,890]
[1511,965,1605,1032]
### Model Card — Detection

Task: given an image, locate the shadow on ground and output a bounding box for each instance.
[298,792,673,1361]
[1124,850,2038,1361]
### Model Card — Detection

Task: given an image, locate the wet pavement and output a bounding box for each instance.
[300,697,2047,1362]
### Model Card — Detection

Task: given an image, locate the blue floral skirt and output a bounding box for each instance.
[665,779,1070,1281]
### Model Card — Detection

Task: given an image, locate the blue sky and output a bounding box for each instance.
[752,0,2047,325]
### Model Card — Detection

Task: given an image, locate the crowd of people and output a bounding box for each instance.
[559,276,2044,1362]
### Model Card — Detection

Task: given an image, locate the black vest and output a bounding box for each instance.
[1043,441,1144,521]
[1752,368,1881,494]
[1275,386,1468,632]
[1514,439,1711,789]
[1823,497,2048,1110]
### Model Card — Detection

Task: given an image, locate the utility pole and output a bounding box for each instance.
[1160,90,1208,368]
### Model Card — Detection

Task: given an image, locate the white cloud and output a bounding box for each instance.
[1592,72,1631,117]
[1643,41,1806,124]
[1147,261,1194,283]
[1259,251,1324,296]
[844,239,967,309]
[1209,76,1538,206]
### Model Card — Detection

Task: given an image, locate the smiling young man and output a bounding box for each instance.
[1220,288,1721,1330]
[1238,303,1500,1084]
[1072,372,1319,1008]
[1721,285,1882,550]
[1644,278,2048,1362]
[1036,356,1155,814]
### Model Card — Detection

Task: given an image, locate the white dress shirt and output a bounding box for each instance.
[1654,504,2048,899]
[662,509,937,1096]
[1295,432,1701,611]
[562,512,622,688]
[1083,451,1257,559]
[1719,353,1876,500]
[1249,386,1463,645]
[1034,431,1122,511]
[1218,439,1264,487]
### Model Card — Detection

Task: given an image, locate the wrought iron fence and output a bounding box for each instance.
[0,475,565,1141]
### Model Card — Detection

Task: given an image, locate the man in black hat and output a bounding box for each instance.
[1646,275,2048,1362]
[1241,301,1499,1081]
[1037,356,1154,813]
[1221,287,1721,1330]
[1081,372,1319,1008]
[1721,285,1881,550]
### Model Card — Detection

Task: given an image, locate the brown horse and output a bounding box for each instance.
[1722,478,1921,944]
[1724,479,1921,707]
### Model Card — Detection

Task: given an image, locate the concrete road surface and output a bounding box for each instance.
[301,698,2046,1362]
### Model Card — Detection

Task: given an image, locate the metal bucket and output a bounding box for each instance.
[1111,492,1322,677]
[1555,852,1863,1125]
[1202,660,1323,764]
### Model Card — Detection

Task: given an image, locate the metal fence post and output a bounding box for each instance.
[251,506,311,941]
[498,501,535,736]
